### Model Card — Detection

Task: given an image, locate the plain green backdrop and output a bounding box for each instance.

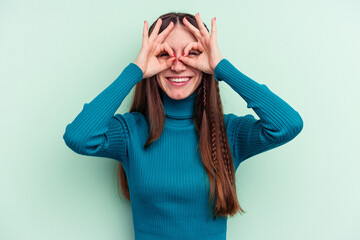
[1,0,359,239]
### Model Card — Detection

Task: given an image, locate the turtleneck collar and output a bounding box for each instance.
[159,88,196,126]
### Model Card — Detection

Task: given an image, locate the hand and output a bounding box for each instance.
[133,18,176,79]
[178,13,223,75]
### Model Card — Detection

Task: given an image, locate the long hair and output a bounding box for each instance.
[117,12,246,219]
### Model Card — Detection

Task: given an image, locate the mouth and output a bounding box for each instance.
[166,76,193,87]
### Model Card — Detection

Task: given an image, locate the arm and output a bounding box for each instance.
[215,59,303,169]
[62,63,143,163]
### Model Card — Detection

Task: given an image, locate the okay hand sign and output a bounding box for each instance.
[178,13,223,75]
[133,18,176,79]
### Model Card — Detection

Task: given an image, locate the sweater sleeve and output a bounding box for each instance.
[62,63,143,164]
[215,59,303,170]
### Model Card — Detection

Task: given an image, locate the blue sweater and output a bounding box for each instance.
[63,59,303,240]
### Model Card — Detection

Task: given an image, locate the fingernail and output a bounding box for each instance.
[172,58,176,62]
[183,53,185,56]
[214,17,216,21]
[173,53,175,57]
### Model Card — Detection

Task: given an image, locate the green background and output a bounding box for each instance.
[1,0,359,239]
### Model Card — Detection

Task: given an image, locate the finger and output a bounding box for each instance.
[157,21,174,43]
[162,42,175,57]
[178,55,196,69]
[210,17,216,39]
[183,42,204,56]
[149,18,162,41]
[194,13,210,37]
[154,42,175,57]
[158,57,176,72]
[182,16,202,41]
[142,20,149,44]
[183,42,197,56]
[166,57,176,68]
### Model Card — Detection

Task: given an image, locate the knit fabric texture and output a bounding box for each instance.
[63,58,303,240]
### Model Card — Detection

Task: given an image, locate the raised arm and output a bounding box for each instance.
[215,59,304,169]
[63,18,177,164]
[62,63,143,163]
[177,14,303,170]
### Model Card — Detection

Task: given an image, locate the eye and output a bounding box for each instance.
[158,52,169,57]
[188,51,199,56]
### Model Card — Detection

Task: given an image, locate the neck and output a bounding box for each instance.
[159,89,197,126]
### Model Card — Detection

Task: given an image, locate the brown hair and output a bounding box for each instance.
[117,12,246,219]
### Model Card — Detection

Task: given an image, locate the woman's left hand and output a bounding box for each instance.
[178,13,223,75]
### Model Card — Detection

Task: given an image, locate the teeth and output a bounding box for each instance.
[168,77,190,82]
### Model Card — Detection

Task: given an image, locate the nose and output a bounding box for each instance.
[171,57,186,72]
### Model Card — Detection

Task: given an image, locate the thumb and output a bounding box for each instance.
[179,56,196,68]
[159,57,176,72]
[166,56,176,68]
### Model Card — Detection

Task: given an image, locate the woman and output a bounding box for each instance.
[63,12,303,239]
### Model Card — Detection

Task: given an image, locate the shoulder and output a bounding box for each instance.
[224,113,255,127]
[113,111,149,136]
[114,112,147,127]
[223,113,258,138]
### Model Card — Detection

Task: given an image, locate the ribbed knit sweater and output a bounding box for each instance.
[63,58,303,240]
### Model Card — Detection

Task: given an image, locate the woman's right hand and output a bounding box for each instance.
[133,18,176,79]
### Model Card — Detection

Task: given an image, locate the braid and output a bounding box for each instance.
[215,83,234,185]
[210,107,217,170]
[209,90,218,171]
[203,77,218,171]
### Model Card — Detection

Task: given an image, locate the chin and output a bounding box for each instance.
[164,90,192,100]
[157,75,202,100]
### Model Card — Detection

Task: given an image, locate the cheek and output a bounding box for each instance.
[194,73,203,87]
[156,74,163,84]
[156,75,168,92]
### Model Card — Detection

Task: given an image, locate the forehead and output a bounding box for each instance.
[162,24,197,49]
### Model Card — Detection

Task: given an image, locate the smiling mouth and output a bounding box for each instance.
[165,76,193,87]
[166,77,193,83]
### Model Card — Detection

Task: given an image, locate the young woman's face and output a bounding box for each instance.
[156,24,203,100]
